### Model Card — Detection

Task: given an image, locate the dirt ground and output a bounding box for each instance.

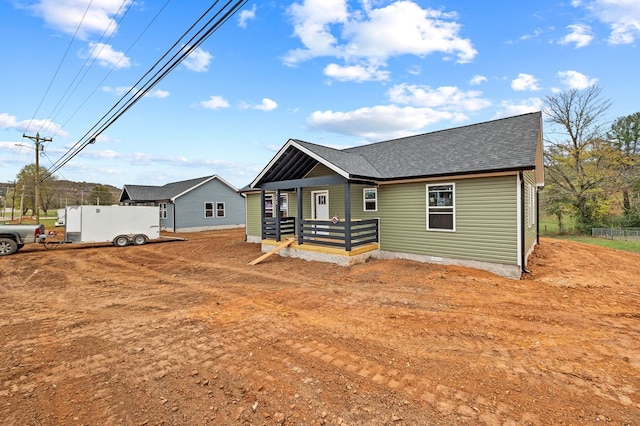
[1,228,639,425]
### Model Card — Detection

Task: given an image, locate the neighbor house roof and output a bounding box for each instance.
[250,112,543,189]
[120,175,238,203]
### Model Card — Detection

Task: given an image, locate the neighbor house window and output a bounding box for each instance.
[265,194,288,218]
[204,202,214,218]
[427,183,455,231]
[216,202,225,218]
[363,188,377,212]
[159,202,167,219]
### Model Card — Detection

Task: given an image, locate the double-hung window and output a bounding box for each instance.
[363,188,377,212]
[204,202,214,218]
[265,194,288,218]
[216,202,225,218]
[528,184,536,228]
[159,202,167,219]
[427,183,455,231]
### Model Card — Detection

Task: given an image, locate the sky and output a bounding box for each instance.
[1,0,639,191]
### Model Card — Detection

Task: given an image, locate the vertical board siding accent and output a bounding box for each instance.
[377,176,519,265]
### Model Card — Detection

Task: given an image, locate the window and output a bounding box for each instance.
[427,184,455,231]
[265,194,288,218]
[159,202,167,219]
[204,202,214,218]
[216,202,225,218]
[528,184,536,228]
[363,188,377,212]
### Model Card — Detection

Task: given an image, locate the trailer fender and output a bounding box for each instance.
[113,235,130,247]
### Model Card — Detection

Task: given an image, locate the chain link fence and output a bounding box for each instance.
[592,228,640,242]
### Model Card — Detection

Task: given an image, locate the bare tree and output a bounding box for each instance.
[543,85,612,231]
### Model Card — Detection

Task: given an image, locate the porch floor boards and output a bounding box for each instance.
[261,236,379,257]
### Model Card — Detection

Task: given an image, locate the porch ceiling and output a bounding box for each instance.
[256,145,318,187]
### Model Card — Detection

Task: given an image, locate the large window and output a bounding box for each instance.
[427,183,455,231]
[159,202,167,219]
[204,202,214,218]
[363,188,377,211]
[528,184,536,228]
[265,194,288,218]
[216,202,225,218]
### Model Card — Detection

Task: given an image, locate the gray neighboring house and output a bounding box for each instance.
[119,175,245,232]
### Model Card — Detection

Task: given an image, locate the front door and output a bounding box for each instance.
[312,190,329,235]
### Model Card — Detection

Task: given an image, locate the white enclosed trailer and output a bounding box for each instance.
[64,205,160,246]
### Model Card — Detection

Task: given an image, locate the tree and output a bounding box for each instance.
[88,185,115,205]
[15,164,59,216]
[606,112,640,215]
[543,85,613,232]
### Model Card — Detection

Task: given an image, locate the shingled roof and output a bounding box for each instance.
[120,175,236,203]
[250,112,542,188]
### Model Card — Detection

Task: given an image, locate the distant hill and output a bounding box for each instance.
[53,180,122,207]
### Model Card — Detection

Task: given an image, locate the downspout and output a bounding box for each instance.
[520,171,531,275]
[536,187,540,244]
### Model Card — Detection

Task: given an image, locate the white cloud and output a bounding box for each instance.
[253,98,278,111]
[559,24,593,47]
[470,75,487,85]
[238,4,257,28]
[285,0,476,81]
[495,98,543,118]
[201,96,229,110]
[102,86,169,99]
[0,112,68,137]
[557,70,598,89]
[581,0,640,44]
[324,63,390,82]
[307,105,460,141]
[84,42,130,69]
[387,84,491,112]
[30,0,133,39]
[511,73,540,91]
[183,47,213,72]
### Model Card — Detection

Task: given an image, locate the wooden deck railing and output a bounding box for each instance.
[262,217,295,240]
[299,218,378,251]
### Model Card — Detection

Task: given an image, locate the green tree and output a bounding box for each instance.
[606,112,640,215]
[88,185,115,205]
[543,85,613,232]
[15,164,59,216]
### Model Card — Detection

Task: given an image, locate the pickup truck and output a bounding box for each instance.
[0,224,46,256]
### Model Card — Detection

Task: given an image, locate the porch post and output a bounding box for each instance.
[344,181,352,251]
[260,189,265,240]
[275,188,281,241]
[297,187,303,245]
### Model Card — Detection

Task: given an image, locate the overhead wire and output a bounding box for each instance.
[42,0,248,181]
[40,0,135,138]
[25,0,95,136]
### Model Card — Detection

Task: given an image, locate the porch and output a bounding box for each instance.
[260,217,379,265]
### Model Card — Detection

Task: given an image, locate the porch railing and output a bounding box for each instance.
[299,218,378,251]
[262,216,296,240]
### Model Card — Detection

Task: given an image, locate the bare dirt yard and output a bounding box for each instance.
[1,228,639,425]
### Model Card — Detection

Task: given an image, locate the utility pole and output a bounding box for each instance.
[22,132,52,223]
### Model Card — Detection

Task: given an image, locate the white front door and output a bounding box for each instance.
[312,190,329,235]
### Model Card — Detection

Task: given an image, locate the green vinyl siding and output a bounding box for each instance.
[246,191,299,238]
[305,163,336,178]
[376,176,519,265]
[246,193,262,237]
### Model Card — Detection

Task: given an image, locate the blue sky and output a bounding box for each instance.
[1,0,639,190]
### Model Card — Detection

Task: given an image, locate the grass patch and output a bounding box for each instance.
[552,235,640,254]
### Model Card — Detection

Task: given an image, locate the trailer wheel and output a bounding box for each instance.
[113,235,130,247]
[0,238,18,256]
[132,234,147,246]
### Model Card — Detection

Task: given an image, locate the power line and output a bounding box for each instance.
[43,0,248,181]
